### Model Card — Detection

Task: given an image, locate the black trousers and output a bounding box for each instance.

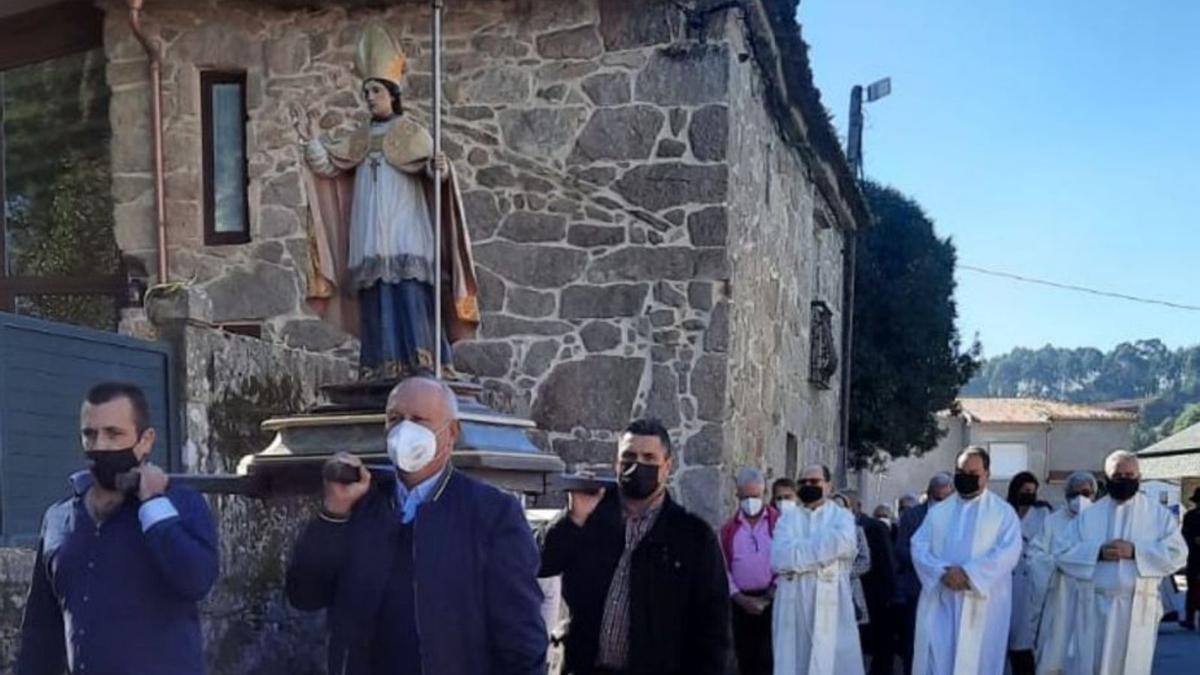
[898,599,918,675]
[862,613,897,675]
[732,596,773,675]
[1186,571,1200,625]
[1008,649,1036,675]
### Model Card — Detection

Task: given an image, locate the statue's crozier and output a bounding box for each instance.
[300,22,478,380]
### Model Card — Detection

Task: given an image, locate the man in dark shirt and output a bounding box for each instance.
[842,490,897,675]
[1182,487,1200,630]
[18,382,219,675]
[540,418,731,674]
[893,472,954,675]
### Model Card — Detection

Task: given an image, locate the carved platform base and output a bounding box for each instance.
[172,377,565,497]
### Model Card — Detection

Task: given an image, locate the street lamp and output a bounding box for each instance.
[847,77,892,177]
[840,76,891,489]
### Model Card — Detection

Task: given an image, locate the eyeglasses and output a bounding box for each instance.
[797,478,823,486]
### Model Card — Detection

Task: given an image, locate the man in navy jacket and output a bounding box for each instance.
[18,382,219,675]
[286,375,547,675]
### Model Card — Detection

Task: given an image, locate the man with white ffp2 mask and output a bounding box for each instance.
[719,467,780,675]
[1027,470,1096,675]
[285,376,548,675]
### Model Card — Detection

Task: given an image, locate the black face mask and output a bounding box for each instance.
[85,448,141,492]
[798,484,824,504]
[619,461,661,500]
[954,473,980,497]
[1107,477,1139,502]
[1015,492,1037,507]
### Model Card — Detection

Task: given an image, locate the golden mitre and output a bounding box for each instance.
[355,22,406,88]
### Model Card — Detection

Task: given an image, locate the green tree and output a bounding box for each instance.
[849,181,981,468]
[965,340,1200,450]
[1170,403,1200,435]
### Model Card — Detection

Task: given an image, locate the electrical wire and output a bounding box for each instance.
[959,264,1200,312]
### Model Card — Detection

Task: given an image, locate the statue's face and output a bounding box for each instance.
[363,80,395,119]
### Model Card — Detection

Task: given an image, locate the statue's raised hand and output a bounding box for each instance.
[289,101,315,142]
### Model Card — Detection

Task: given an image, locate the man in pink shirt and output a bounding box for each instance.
[720,467,779,675]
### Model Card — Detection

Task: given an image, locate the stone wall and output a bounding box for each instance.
[720,13,845,501]
[103,0,855,524]
[149,287,352,673]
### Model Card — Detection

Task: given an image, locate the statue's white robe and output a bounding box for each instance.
[911,490,1022,675]
[1057,493,1187,675]
[1010,506,1051,650]
[305,119,436,290]
[771,501,864,675]
[1030,507,1087,675]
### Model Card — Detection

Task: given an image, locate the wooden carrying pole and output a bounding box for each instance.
[432,0,445,375]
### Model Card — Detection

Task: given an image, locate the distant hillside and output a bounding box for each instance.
[962,340,1200,449]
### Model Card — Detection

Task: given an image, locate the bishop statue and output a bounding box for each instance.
[293,22,478,380]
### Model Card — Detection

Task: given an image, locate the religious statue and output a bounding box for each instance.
[292,22,478,380]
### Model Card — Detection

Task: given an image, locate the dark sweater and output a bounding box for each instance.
[18,473,218,675]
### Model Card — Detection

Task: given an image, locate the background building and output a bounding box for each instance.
[860,397,1137,510]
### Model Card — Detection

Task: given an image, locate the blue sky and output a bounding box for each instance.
[799,1,1200,358]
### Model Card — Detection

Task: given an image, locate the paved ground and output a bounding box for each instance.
[1154,623,1200,673]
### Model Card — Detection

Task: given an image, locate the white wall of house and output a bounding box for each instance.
[859,415,1134,512]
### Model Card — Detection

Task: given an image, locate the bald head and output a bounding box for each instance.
[386,377,459,426]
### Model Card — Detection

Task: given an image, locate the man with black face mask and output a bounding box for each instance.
[539,418,731,674]
[911,447,1022,675]
[17,382,218,675]
[1057,450,1187,675]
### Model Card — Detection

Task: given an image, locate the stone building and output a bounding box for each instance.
[0,0,865,670]
[100,0,864,519]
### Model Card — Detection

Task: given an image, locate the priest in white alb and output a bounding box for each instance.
[911,446,1022,675]
[1056,450,1187,675]
[771,464,864,675]
[1029,470,1097,675]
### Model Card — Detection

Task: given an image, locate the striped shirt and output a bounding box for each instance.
[595,500,663,669]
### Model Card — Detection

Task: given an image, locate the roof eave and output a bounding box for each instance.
[738,0,870,231]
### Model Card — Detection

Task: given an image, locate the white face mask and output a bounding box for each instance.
[1068,495,1093,515]
[740,497,764,517]
[387,420,441,473]
[776,499,797,514]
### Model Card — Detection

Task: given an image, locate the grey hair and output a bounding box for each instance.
[735,467,765,489]
[1065,470,1098,493]
[1103,449,1138,478]
[927,471,952,493]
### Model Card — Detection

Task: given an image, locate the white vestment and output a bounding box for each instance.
[1010,505,1051,650]
[1030,507,1086,675]
[771,501,864,675]
[911,490,1022,675]
[305,118,435,290]
[1057,493,1187,675]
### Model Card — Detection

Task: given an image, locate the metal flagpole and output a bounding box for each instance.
[432,0,444,376]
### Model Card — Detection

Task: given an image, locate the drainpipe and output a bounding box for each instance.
[127,0,169,283]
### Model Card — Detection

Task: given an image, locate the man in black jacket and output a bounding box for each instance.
[540,418,731,674]
[893,472,954,675]
[842,490,897,675]
[285,376,547,675]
